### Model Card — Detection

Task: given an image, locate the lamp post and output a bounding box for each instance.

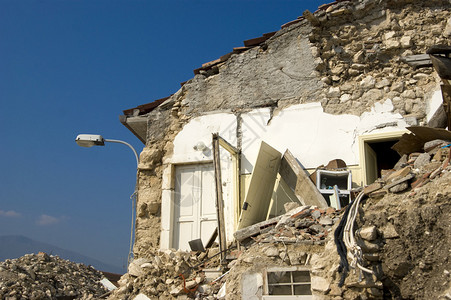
[75,134,139,167]
[75,133,139,266]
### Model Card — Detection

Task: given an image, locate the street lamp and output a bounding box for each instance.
[75,134,139,167]
[75,133,140,266]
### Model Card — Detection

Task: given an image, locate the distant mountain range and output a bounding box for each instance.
[0,235,125,274]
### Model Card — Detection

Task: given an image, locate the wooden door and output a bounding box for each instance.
[173,164,216,250]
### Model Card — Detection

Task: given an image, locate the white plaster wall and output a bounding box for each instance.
[241,108,271,173]
[241,272,263,300]
[169,113,238,164]
[164,113,238,245]
[241,99,409,172]
[426,89,444,122]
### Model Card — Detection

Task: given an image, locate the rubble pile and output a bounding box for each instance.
[109,249,223,300]
[364,138,451,197]
[0,252,108,300]
[109,206,341,300]
[309,138,451,299]
[236,205,341,246]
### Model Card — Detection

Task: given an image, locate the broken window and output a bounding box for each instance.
[264,267,312,299]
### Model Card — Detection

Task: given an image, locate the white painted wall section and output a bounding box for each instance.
[169,113,237,164]
[241,100,409,172]
[426,89,443,122]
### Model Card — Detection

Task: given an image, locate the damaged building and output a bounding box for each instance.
[109,0,451,299]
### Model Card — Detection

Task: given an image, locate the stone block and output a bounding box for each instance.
[414,152,431,169]
[391,81,404,93]
[319,216,333,226]
[364,182,383,195]
[311,209,321,219]
[381,222,399,239]
[375,78,391,88]
[138,147,163,170]
[327,87,341,98]
[360,75,376,90]
[170,286,183,296]
[340,93,351,103]
[362,89,383,102]
[400,35,412,48]
[356,239,380,253]
[311,276,330,293]
[389,181,409,193]
[385,166,411,183]
[369,189,387,199]
[147,201,160,215]
[358,226,378,241]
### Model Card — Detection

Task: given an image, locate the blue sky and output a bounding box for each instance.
[0,0,325,272]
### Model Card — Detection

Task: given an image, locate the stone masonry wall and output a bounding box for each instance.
[134,0,451,258]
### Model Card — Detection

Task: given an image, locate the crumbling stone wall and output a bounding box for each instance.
[134,0,451,258]
[309,0,451,117]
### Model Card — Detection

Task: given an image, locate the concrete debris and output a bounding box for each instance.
[364,141,450,198]
[108,248,222,300]
[0,252,109,299]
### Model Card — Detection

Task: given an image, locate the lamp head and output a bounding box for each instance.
[75,134,105,147]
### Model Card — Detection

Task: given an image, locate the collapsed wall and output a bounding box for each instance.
[133,0,451,258]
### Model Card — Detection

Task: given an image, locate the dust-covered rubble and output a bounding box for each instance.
[364,138,450,197]
[0,252,109,300]
[109,136,451,299]
[108,206,342,299]
[309,138,451,299]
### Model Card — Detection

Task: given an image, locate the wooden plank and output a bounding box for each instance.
[407,126,451,142]
[212,134,227,264]
[237,141,281,229]
[441,85,451,130]
[279,150,328,208]
[218,136,239,154]
[392,132,424,156]
[216,135,241,234]
[205,228,218,249]
[234,215,283,242]
[401,54,432,68]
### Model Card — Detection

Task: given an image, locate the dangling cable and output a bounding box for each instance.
[334,201,352,287]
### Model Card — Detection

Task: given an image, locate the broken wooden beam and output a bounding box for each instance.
[279,150,328,208]
[234,215,283,242]
[212,133,227,265]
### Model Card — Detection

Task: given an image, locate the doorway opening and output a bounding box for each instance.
[359,131,407,185]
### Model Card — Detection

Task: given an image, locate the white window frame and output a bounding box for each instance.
[262,266,313,300]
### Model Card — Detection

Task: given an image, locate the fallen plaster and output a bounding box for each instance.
[241,272,263,300]
[426,88,444,122]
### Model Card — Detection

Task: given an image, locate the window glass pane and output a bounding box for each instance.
[268,271,291,284]
[294,284,312,295]
[293,271,310,283]
[270,285,292,295]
